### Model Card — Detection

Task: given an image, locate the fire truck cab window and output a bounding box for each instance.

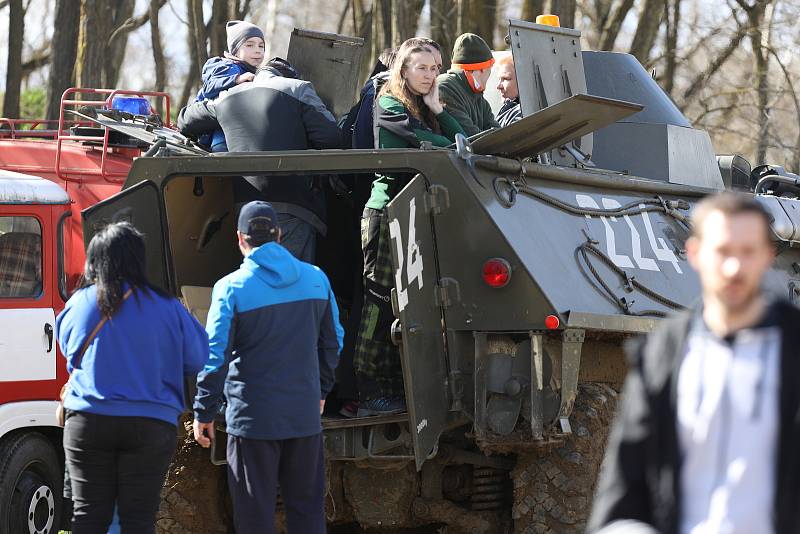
[0,216,43,298]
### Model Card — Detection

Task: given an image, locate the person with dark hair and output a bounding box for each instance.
[56,222,209,534]
[589,192,800,534]
[353,39,464,416]
[193,201,343,533]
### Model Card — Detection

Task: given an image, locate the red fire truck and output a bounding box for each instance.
[0,88,172,534]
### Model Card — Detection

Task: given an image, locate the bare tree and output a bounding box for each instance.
[548,0,576,28]
[3,0,24,118]
[209,0,229,58]
[521,0,545,22]
[150,0,167,115]
[599,0,635,50]
[45,0,80,120]
[738,0,773,164]
[431,0,457,67]
[189,0,209,68]
[629,0,665,64]
[392,0,425,45]
[662,0,681,95]
[105,0,135,88]
[466,0,498,46]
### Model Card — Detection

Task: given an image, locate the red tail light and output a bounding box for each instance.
[482,258,511,288]
[545,315,560,329]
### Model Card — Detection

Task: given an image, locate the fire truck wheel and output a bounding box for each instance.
[510,383,618,534]
[0,432,62,534]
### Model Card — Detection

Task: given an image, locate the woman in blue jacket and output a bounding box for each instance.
[57,222,209,534]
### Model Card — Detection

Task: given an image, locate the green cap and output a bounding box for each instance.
[451,33,494,67]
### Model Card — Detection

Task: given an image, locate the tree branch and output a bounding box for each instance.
[107,0,166,48]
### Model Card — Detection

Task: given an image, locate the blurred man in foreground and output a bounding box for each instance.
[589,192,800,534]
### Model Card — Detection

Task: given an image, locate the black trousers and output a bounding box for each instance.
[227,432,326,534]
[63,411,177,534]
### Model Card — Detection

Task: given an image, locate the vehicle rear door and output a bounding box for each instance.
[386,175,449,470]
[82,180,169,291]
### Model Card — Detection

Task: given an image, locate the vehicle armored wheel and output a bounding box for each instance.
[0,432,62,534]
[511,384,618,534]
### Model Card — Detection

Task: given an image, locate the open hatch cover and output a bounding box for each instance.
[470,93,643,159]
[68,109,208,156]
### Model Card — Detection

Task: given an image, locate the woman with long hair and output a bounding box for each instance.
[56,222,208,534]
[353,40,464,416]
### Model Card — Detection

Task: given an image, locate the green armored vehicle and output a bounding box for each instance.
[78,21,800,534]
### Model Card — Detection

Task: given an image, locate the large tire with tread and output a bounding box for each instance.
[0,431,63,534]
[156,419,231,534]
[511,383,618,534]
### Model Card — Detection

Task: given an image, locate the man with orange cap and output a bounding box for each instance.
[437,33,499,136]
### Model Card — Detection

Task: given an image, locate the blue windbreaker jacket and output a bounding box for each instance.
[193,242,344,440]
[56,285,209,425]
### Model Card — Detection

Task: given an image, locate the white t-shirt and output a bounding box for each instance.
[677,323,781,534]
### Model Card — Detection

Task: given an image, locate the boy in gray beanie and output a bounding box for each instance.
[194,20,265,152]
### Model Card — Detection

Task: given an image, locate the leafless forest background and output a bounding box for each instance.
[0,0,797,171]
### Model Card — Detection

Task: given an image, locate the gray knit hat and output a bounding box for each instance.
[226,20,264,56]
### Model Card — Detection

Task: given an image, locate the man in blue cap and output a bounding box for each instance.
[193,201,343,534]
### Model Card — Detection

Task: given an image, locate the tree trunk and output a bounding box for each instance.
[150,0,167,115]
[547,0,576,28]
[431,0,456,68]
[371,0,392,69]
[76,0,113,88]
[392,0,425,46]
[662,0,680,95]
[628,0,664,65]
[45,0,80,121]
[105,0,135,89]
[189,0,209,68]
[599,0,635,50]
[748,0,773,165]
[3,0,24,118]
[209,0,229,58]
[521,0,545,22]
[179,0,201,109]
[467,0,497,47]
[353,0,374,85]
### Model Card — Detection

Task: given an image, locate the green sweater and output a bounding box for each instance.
[366,95,464,210]
[437,69,499,136]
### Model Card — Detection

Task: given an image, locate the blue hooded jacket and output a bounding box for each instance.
[193,242,344,440]
[56,286,209,425]
[195,57,252,151]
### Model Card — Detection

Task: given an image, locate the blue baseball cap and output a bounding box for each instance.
[238,201,278,241]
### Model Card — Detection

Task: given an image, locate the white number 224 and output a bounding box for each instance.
[389,198,424,312]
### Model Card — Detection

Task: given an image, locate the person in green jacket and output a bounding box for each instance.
[354,39,464,416]
[437,33,500,136]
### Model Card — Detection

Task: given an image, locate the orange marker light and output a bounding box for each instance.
[536,14,561,27]
[545,315,560,330]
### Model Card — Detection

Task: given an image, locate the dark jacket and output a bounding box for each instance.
[193,242,344,440]
[589,299,800,534]
[350,71,390,149]
[436,69,499,136]
[497,97,522,127]
[178,68,344,226]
